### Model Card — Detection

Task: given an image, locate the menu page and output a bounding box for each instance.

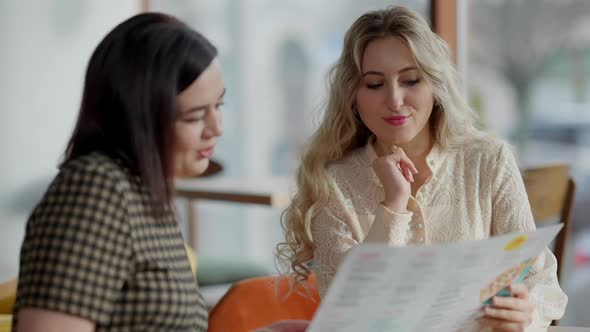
[308,224,562,332]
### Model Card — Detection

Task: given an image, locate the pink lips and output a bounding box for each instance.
[197,145,215,159]
[383,115,410,126]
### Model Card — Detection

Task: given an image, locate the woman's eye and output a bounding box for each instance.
[403,79,420,86]
[182,117,204,123]
[366,83,384,89]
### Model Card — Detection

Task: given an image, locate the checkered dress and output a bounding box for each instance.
[12,152,208,331]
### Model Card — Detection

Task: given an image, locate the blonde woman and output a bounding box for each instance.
[277,6,566,331]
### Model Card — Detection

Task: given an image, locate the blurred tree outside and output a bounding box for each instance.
[470,0,590,142]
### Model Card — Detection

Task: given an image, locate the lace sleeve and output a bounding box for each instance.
[311,208,360,297]
[491,143,568,329]
[311,172,412,297]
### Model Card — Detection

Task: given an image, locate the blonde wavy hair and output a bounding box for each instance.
[276,6,481,285]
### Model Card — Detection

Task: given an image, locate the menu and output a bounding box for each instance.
[307,224,562,332]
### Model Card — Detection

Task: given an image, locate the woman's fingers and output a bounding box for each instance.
[479,317,527,332]
[490,295,532,313]
[387,154,414,183]
[482,306,529,323]
[376,141,419,174]
[375,144,419,183]
[489,285,533,314]
[480,284,534,331]
[393,147,419,174]
[257,320,310,332]
[405,166,414,183]
[508,284,530,299]
[386,148,418,174]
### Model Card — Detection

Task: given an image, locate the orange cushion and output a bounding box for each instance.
[208,274,320,332]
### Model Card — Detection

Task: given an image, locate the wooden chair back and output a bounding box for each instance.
[522,164,575,282]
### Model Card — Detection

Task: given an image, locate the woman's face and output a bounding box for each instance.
[356,36,435,146]
[174,58,224,178]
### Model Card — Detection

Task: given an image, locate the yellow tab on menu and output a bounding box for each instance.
[504,235,528,251]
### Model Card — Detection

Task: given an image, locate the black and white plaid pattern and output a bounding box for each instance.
[13,152,208,331]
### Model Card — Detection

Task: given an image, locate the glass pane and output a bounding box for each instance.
[149,0,431,276]
[150,0,430,177]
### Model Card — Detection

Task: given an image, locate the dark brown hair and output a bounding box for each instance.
[63,12,217,212]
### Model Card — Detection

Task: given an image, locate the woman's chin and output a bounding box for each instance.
[376,136,413,146]
[175,159,209,178]
[191,159,211,177]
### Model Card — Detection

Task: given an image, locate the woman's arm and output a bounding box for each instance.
[17,308,94,332]
[13,160,133,329]
[312,173,412,296]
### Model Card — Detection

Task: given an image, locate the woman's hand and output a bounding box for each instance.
[253,320,310,332]
[372,145,418,213]
[479,284,535,332]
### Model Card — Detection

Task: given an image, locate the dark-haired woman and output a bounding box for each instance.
[12,13,308,332]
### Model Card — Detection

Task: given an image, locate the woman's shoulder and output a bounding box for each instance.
[449,133,520,179]
[62,151,125,173]
[55,151,134,195]
[456,133,513,161]
[28,152,135,231]
[61,152,129,179]
[326,146,367,179]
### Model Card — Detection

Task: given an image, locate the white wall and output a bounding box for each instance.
[0,0,140,281]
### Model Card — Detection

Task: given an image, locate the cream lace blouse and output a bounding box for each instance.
[311,136,567,329]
